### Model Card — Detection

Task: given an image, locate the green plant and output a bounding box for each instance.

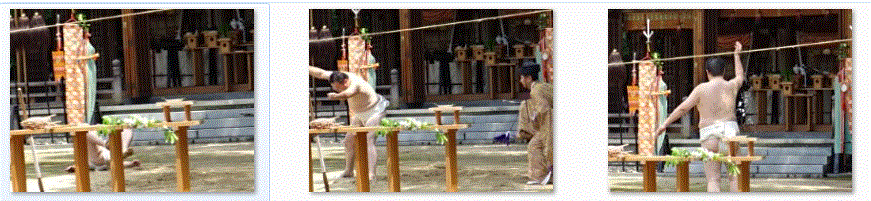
[780,67,793,82]
[99,115,177,144]
[838,43,851,59]
[377,118,447,144]
[665,148,740,176]
[537,12,549,29]
[484,39,496,52]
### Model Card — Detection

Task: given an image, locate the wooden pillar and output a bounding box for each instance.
[73,131,92,192]
[642,161,656,192]
[109,129,126,192]
[692,9,706,128]
[676,161,689,192]
[175,127,192,192]
[740,162,751,192]
[387,131,401,192]
[400,9,425,106]
[354,131,370,192]
[444,129,458,192]
[122,9,152,102]
[10,135,27,192]
[309,136,314,192]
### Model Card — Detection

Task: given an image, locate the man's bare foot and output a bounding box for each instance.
[130,160,141,168]
[123,149,135,159]
[340,171,354,178]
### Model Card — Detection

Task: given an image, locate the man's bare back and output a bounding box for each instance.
[656,41,744,135]
[694,79,739,128]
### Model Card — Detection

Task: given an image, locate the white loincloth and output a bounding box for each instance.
[699,121,739,152]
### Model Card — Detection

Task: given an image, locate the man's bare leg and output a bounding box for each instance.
[701,138,722,192]
[341,132,356,178]
[363,112,385,181]
[366,131,378,181]
[728,173,739,192]
[121,129,135,157]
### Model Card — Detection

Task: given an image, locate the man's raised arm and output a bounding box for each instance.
[309,66,332,80]
[728,41,745,88]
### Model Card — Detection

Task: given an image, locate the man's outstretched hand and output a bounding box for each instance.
[327,92,339,99]
[655,126,666,137]
[735,41,742,53]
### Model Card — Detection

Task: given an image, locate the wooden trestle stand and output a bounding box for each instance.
[9,100,200,192]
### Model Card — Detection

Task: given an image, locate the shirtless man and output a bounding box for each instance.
[310,66,389,181]
[655,41,744,192]
[65,129,139,172]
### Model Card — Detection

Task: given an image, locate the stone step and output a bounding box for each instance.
[105,108,255,121]
[663,163,826,174]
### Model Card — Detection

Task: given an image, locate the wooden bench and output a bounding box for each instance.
[10,101,200,192]
[308,106,469,192]
[610,136,763,192]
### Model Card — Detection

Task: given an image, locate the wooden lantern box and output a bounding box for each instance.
[811,74,825,88]
[455,46,467,61]
[767,74,781,90]
[750,75,764,90]
[184,32,199,49]
[513,44,525,58]
[483,52,496,66]
[781,82,794,95]
[218,38,233,53]
[471,45,485,61]
[203,31,219,48]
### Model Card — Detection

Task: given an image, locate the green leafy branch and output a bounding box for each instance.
[665,148,740,176]
[377,118,447,144]
[837,43,851,59]
[99,115,177,144]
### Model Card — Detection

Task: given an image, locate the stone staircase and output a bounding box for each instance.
[102,93,255,145]
[311,100,523,145]
[661,132,835,177]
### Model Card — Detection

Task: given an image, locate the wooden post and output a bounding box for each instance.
[10,135,27,192]
[748,142,755,156]
[642,161,656,192]
[73,131,92,192]
[109,129,126,192]
[387,131,401,192]
[175,127,192,192]
[729,141,738,156]
[444,129,458,192]
[676,161,689,192]
[184,105,192,121]
[434,111,443,125]
[354,131,370,192]
[692,9,706,128]
[163,106,172,121]
[740,161,751,192]
[488,66,496,99]
[309,136,314,192]
[223,54,232,92]
[453,111,461,124]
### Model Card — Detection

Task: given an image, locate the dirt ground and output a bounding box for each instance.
[609,172,852,192]
[309,143,553,192]
[20,142,255,192]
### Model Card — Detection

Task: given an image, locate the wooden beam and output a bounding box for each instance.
[693,9,706,128]
[400,9,414,104]
[10,135,27,192]
[122,9,139,100]
[624,10,695,31]
[720,9,838,18]
[399,9,426,106]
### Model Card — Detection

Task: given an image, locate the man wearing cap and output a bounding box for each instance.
[517,63,554,185]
